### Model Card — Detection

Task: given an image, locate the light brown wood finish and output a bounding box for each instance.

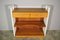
[12,8,48,18]
[12,8,48,38]
[15,18,45,36]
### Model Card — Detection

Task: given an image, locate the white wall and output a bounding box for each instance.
[0,0,13,30]
[0,0,60,30]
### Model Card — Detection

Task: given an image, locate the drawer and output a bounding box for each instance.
[30,12,48,18]
[12,11,48,18]
[12,12,30,18]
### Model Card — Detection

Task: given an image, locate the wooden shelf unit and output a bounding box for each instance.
[12,8,48,37]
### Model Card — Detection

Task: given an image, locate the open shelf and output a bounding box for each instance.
[12,8,48,37]
[15,18,45,36]
[16,28,44,36]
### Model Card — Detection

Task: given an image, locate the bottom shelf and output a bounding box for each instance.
[15,27,44,37]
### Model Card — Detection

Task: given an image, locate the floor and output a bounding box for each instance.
[0,30,60,40]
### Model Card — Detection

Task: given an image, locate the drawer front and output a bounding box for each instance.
[13,12,30,18]
[13,11,48,18]
[30,12,48,18]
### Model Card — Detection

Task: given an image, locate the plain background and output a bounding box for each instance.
[0,0,60,30]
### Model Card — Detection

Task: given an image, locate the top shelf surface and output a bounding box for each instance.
[13,8,47,12]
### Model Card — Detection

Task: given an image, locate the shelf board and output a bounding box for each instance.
[15,27,44,37]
